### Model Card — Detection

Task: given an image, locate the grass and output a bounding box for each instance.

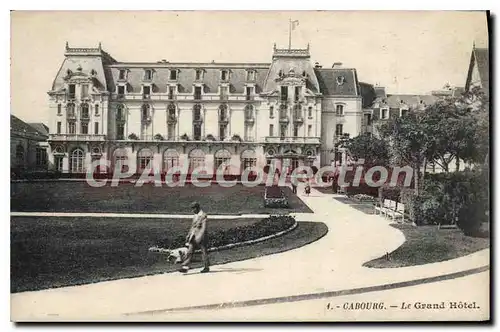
[364,223,490,268]
[11,216,327,293]
[10,182,312,214]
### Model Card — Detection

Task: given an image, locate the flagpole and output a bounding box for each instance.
[288,18,292,50]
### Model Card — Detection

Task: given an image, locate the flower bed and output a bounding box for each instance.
[156,215,296,249]
[264,186,289,208]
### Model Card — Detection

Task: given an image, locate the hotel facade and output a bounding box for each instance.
[46,43,441,175]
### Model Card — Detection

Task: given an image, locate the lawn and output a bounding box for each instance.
[364,223,490,268]
[10,182,312,214]
[11,216,327,293]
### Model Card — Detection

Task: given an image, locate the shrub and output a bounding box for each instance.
[154,133,164,141]
[264,186,289,208]
[128,133,138,140]
[205,134,216,141]
[231,134,242,142]
[180,133,189,141]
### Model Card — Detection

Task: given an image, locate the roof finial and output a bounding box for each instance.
[65,41,69,50]
[98,42,102,50]
[473,40,476,49]
[307,43,310,51]
[273,43,276,51]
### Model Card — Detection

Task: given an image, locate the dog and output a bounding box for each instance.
[149,245,188,264]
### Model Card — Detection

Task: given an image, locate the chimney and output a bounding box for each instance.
[332,62,343,68]
[314,62,322,69]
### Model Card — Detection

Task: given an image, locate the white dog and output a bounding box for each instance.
[149,245,188,264]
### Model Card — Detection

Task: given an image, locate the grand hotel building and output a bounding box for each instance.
[46,42,428,175]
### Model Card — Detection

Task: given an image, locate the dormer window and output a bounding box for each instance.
[380,108,389,120]
[246,70,255,81]
[68,84,76,99]
[221,70,229,81]
[81,84,89,99]
[400,108,409,117]
[336,76,345,85]
[143,86,151,99]
[144,69,153,81]
[169,69,178,81]
[195,69,203,81]
[117,85,126,98]
[119,69,127,80]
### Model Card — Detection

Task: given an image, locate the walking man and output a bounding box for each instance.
[179,202,210,273]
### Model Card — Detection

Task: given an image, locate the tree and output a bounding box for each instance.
[337,132,390,167]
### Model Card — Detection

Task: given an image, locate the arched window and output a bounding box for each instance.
[70,148,85,173]
[214,149,231,170]
[241,149,257,170]
[15,145,25,168]
[81,103,89,119]
[113,148,128,173]
[189,148,205,171]
[163,149,179,171]
[137,148,153,172]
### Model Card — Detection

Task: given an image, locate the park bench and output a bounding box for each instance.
[374,199,392,217]
[386,202,405,223]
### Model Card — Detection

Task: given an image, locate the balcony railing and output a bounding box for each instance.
[245,95,254,101]
[80,114,90,121]
[220,95,229,101]
[143,94,151,100]
[265,136,320,144]
[49,134,106,141]
[168,94,176,100]
[110,93,261,102]
[279,113,289,122]
[293,114,304,123]
[67,112,76,120]
[67,94,76,100]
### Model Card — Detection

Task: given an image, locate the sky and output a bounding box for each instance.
[11,10,488,125]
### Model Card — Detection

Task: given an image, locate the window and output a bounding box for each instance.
[68,84,75,99]
[221,70,228,81]
[94,104,99,115]
[245,105,253,120]
[81,122,88,134]
[241,149,257,170]
[280,124,287,138]
[364,113,372,126]
[68,122,76,134]
[381,108,389,120]
[214,149,231,170]
[119,69,126,80]
[219,105,228,122]
[280,86,288,101]
[94,122,99,135]
[167,104,176,121]
[269,106,274,118]
[57,121,62,134]
[194,86,202,100]
[195,70,203,80]
[137,149,154,172]
[70,148,85,173]
[117,85,125,97]
[193,124,202,141]
[81,84,89,99]
[55,156,63,172]
[193,104,202,121]
[269,124,274,136]
[294,86,300,102]
[308,106,313,118]
[335,124,343,136]
[36,148,47,167]
[163,149,179,170]
[81,104,89,120]
[247,70,255,81]
[116,123,125,140]
[189,149,205,171]
[57,104,62,115]
[143,86,151,99]
[293,105,302,119]
[15,145,24,168]
[219,124,227,141]
[141,104,150,121]
[168,86,175,100]
[244,123,254,141]
[280,104,287,119]
[67,103,75,117]
[307,125,312,136]
[167,123,175,140]
[116,105,125,121]
[293,125,299,137]
[336,104,344,116]
[400,108,409,117]
[169,69,177,81]
[246,86,253,100]
[144,69,152,81]
[113,148,128,173]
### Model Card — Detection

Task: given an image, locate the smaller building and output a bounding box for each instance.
[10,115,49,175]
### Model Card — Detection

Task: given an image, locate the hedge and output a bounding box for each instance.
[156,215,296,249]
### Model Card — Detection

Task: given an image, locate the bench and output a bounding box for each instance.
[374,199,393,217]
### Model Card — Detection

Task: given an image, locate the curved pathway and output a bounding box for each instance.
[11,184,489,321]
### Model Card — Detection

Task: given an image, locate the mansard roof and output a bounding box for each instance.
[314,67,359,96]
[11,115,48,139]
